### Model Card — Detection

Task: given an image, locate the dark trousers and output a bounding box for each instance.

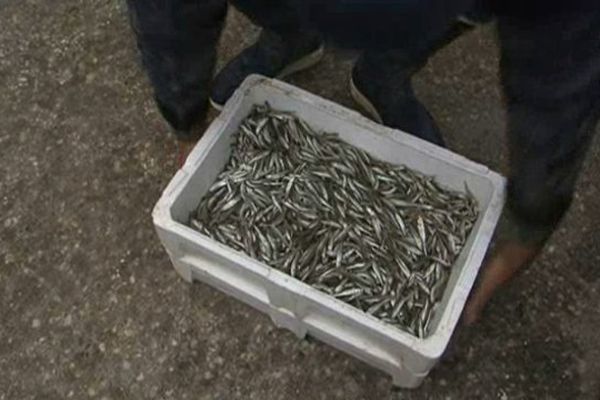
[127,0,600,245]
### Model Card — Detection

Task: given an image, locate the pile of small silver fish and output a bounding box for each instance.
[190,105,479,338]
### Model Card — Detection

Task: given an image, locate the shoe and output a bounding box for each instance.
[350,54,446,147]
[210,30,324,110]
[457,1,494,27]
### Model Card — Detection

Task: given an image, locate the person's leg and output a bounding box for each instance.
[126,0,228,139]
[351,23,475,146]
[465,7,600,322]
[210,0,323,109]
[229,0,306,34]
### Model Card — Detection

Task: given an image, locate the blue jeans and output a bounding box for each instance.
[127,0,600,245]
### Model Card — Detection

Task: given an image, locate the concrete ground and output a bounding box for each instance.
[1,1,599,399]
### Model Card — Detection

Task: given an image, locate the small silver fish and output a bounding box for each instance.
[190,104,479,338]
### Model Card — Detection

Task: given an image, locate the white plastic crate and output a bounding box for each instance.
[153,75,505,388]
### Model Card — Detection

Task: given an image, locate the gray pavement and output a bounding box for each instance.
[1,1,599,399]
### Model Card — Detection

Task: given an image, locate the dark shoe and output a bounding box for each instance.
[350,53,446,147]
[457,0,494,27]
[210,30,324,110]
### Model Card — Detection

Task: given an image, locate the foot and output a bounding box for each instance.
[210,30,324,110]
[463,242,539,325]
[350,55,446,146]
